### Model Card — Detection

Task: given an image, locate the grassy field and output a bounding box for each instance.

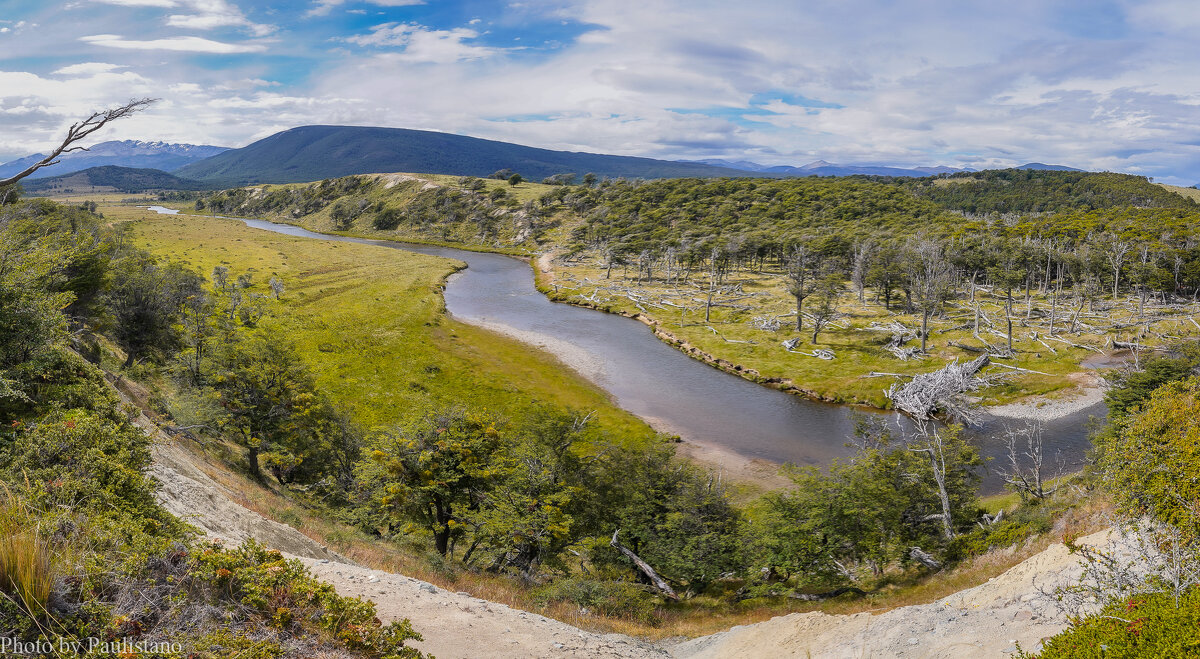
[105,202,658,443]
[1159,182,1200,203]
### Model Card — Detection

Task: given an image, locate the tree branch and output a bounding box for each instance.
[610,529,679,599]
[0,98,157,188]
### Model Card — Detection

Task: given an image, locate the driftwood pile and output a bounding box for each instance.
[782,338,835,359]
[885,355,1001,426]
[863,321,922,360]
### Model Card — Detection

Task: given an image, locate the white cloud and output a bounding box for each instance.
[89,0,274,37]
[53,62,126,75]
[91,0,178,6]
[165,0,275,37]
[10,0,1200,183]
[306,0,425,18]
[80,33,267,53]
[346,23,500,63]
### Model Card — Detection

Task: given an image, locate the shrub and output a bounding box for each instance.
[1029,589,1200,658]
[534,577,659,624]
[1098,376,1200,542]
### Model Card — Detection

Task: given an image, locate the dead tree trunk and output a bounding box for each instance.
[909,546,943,571]
[611,530,678,600]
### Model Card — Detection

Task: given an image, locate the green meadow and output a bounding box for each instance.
[118,205,657,442]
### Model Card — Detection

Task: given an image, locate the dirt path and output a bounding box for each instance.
[148,427,666,658]
[670,529,1117,658]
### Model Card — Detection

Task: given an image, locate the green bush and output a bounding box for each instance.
[1098,377,1200,542]
[534,577,659,624]
[1029,590,1200,658]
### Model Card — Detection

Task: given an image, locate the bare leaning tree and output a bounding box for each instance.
[0,98,156,196]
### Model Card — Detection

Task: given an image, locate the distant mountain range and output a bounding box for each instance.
[1012,162,1083,172]
[0,140,228,180]
[174,125,758,185]
[682,158,1083,177]
[6,127,1088,191]
[21,165,213,193]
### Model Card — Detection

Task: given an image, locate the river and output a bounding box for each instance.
[149,207,1106,486]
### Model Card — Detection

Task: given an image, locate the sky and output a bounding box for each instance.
[2,0,1200,183]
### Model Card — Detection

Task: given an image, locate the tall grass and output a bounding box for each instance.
[0,496,56,617]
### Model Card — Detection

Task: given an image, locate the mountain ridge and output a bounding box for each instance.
[175,125,763,185]
[0,139,228,180]
[21,165,213,193]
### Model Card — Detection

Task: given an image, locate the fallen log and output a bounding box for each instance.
[788,586,869,601]
[909,546,943,571]
[947,341,986,353]
[611,530,679,600]
[988,362,1052,376]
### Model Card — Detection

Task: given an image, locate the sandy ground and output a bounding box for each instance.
[985,372,1107,422]
[671,529,1120,659]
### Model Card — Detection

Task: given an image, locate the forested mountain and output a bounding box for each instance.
[175,125,757,185]
[896,169,1192,214]
[680,158,972,177]
[0,139,227,179]
[22,165,213,193]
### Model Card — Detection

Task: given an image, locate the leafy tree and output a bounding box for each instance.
[470,408,591,574]
[208,330,330,481]
[593,445,743,593]
[106,254,205,367]
[508,173,524,187]
[356,410,504,556]
[1104,351,1200,419]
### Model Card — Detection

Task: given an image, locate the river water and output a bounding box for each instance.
[150,208,1106,484]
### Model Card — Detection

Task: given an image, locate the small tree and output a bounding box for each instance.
[208,331,327,481]
[507,173,524,187]
[809,273,843,344]
[356,410,504,556]
[998,420,1060,501]
[906,239,955,353]
[785,242,818,331]
[906,420,981,541]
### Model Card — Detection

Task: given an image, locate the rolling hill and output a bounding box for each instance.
[174,125,759,185]
[682,158,974,177]
[22,165,214,193]
[0,140,228,180]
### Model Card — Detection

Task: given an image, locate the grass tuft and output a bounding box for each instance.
[0,497,56,618]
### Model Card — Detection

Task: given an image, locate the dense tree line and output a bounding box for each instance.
[896,169,1197,214]
[199,175,538,244]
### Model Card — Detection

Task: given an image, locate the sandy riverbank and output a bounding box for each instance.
[463,317,793,491]
[985,372,1108,423]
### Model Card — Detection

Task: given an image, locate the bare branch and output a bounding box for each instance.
[0,98,157,188]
